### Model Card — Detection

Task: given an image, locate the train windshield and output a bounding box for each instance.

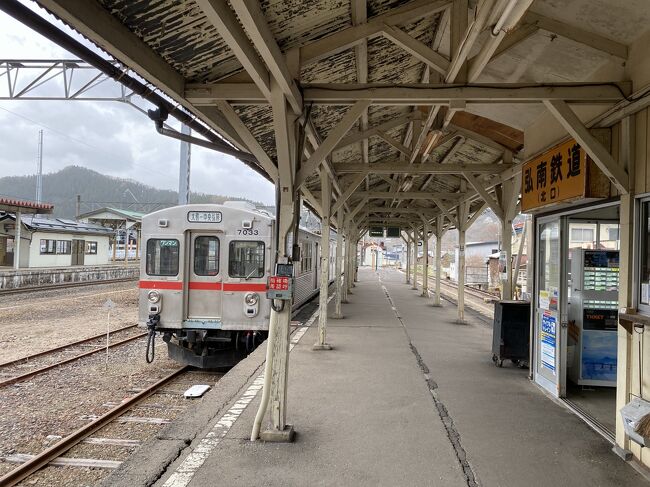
[194,236,219,276]
[146,239,179,276]
[229,241,265,278]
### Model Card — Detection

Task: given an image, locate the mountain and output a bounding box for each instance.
[0,166,263,218]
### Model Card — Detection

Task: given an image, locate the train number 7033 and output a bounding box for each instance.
[237,229,259,235]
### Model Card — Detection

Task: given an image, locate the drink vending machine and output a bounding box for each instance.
[567,249,619,387]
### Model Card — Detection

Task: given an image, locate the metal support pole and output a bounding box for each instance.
[314,171,332,350]
[13,209,21,269]
[422,222,429,297]
[178,123,192,206]
[434,215,443,307]
[333,208,344,318]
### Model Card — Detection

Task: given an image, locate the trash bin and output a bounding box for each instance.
[492,300,530,367]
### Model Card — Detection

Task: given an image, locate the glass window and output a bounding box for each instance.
[301,242,313,274]
[194,236,219,276]
[40,239,56,254]
[570,227,595,244]
[146,239,179,276]
[640,202,650,306]
[85,241,98,255]
[56,240,71,254]
[229,241,265,278]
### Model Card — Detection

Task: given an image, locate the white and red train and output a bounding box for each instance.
[139,202,335,367]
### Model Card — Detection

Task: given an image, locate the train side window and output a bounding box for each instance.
[146,239,180,276]
[229,241,265,278]
[301,243,312,274]
[194,236,219,276]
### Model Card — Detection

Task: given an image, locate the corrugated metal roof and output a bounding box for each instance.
[0,214,113,235]
[0,196,54,213]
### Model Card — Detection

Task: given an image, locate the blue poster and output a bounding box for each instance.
[541,311,557,374]
[581,331,617,382]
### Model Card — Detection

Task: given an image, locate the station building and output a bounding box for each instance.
[0,213,112,268]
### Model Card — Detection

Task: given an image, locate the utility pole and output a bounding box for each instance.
[178,123,191,205]
[35,130,43,203]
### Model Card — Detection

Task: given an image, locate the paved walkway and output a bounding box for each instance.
[151,267,646,487]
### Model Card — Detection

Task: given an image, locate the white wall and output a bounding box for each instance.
[27,231,110,268]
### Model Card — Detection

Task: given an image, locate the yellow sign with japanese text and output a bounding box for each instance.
[521,139,586,212]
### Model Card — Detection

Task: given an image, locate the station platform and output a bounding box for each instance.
[107,267,647,487]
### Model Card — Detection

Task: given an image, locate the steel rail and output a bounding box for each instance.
[0,332,147,387]
[0,366,188,487]
[0,324,138,368]
[0,277,138,295]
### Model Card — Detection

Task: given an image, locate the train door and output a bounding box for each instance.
[186,234,222,320]
[71,239,84,266]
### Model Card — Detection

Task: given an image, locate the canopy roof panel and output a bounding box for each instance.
[29,0,650,231]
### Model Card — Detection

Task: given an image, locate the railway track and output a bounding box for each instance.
[0,277,139,296]
[0,365,206,487]
[0,325,146,387]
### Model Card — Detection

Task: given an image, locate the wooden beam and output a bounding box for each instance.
[332,173,367,214]
[377,131,412,157]
[296,100,371,187]
[526,11,628,59]
[381,23,450,76]
[543,99,629,194]
[229,0,302,113]
[299,0,451,65]
[359,191,462,200]
[335,114,418,149]
[334,162,512,174]
[195,0,271,100]
[187,83,630,105]
[214,101,278,182]
[464,173,503,219]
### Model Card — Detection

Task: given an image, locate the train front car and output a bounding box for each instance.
[139,202,274,368]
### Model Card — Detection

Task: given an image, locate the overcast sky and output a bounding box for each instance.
[0,3,276,205]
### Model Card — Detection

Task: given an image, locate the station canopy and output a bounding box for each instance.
[27,0,650,231]
[0,196,53,215]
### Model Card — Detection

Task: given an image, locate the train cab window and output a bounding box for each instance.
[229,241,265,278]
[194,236,219,276]
[146,239,179,276]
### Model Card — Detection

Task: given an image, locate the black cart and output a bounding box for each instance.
[492,300,531,367]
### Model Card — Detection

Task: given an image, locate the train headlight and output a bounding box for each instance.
[147,290,161,303]
[245,293,259,306]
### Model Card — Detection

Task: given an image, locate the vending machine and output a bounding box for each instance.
[568,249,619,387]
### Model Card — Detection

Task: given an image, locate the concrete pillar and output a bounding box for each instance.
[314,171,332,350]
[333,209,344,319]
[434,215,443,307]
[421,222,429,297]
[411,227,418,290]
[13,209,21,269]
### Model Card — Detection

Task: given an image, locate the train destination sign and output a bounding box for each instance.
[188,211,222,223]
[369,227,384,237]
[521,138,586,212]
